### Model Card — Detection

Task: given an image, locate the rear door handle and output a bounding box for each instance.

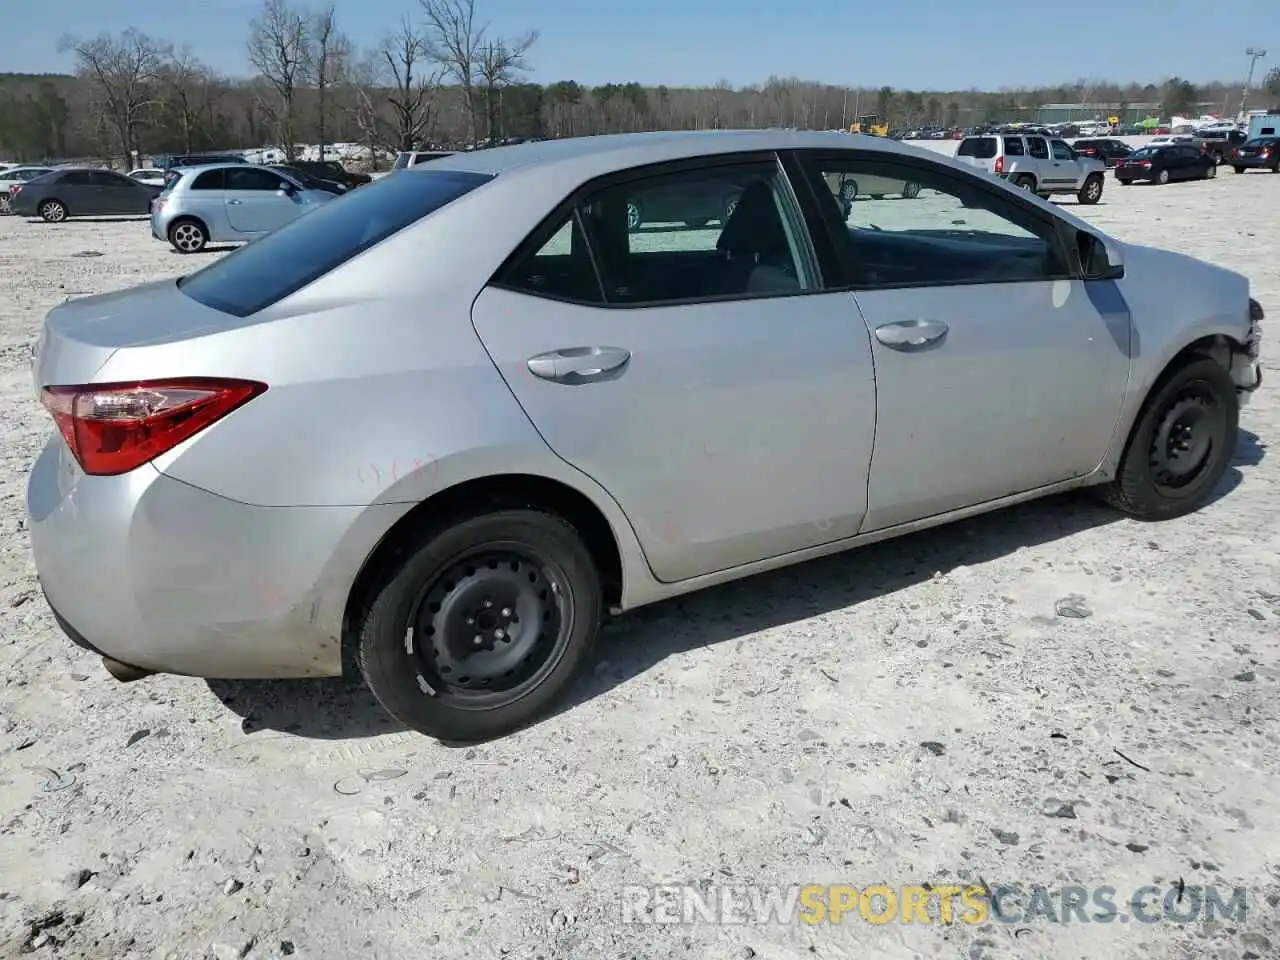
[227,199,243,205]
[527,346,630,382]
[874,320,949,351]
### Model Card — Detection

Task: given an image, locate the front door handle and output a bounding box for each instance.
[874,320,949,351]
[227,199,243,205]
[527,346,631,382]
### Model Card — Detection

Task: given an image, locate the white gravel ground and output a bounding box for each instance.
[1,170,1278,960]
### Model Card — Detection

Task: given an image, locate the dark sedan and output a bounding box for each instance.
[1114,144,1215,185]
[266,164,348,195]
[1229,137,1279,173]
[11,168,162,222]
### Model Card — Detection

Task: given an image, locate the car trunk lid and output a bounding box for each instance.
[32,278,245,391]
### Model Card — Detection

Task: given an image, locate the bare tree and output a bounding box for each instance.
[476,32,536,144]
[353,19,441,152]
[311,5,351,160]
[420,0,486,144]
[162,46,217,154]
[59,29,167,167]
[247,0,311,159]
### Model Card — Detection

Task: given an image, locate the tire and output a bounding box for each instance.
[1015,175,1037,192]
[168,218,208,253]
[902,181,921,199]
[722,195,739,223]
[1077,174,1104,204]
[1232,166,1245,175]
[1205,163,1217,179]
[39,199,67,223]
[625,201,642,232]
[1156,169,1170,185]
[1100,357,1239,521]
[357,509,603,742]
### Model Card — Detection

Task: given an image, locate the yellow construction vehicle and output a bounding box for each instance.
[850,115,889,137]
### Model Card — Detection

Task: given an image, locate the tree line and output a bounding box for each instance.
[3,0,1279,168]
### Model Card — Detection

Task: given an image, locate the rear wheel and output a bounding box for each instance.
[1205,163,1217,179]
[1233,166,1245,174]
[39,199,67,223]
[1014,175,1037,192]
[1077,174,1104,204]
[1100,357,1238,520]
[357,509,603,742]
[625,201,642,232]
[168,218,207,253]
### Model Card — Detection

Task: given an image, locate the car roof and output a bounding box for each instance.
[416,130,929,179]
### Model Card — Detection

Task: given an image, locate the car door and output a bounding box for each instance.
[470,154,878,583]
[1050,138,1084,186]
[793,150,1131,532]
[91,170,146,213]
[1025,136,1057,185]
[55,170,103,213]
[223,166,297,233]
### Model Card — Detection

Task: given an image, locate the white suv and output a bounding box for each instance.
[955,133,1108,204]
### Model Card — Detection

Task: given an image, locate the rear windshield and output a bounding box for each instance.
[178,169,493,317]
[957,137,997,158]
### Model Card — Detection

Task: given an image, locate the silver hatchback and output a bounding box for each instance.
[29,131,1263,743]
[151,163,336,252]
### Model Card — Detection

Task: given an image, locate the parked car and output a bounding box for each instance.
[0,165,55,213]
[159,153,249,185]
[286,159,372,189]
[1230,137,1279,174]
[266,163,348,195]
[150,163,338,253]
[127,167,167,186]
[28,130,1263,742]
[391,150,454,170]
[1193,129,1247,165]
[1114,144,1217,184]
[10,167,161,221]
[1069,138,1133,167]
[955,133,1107,203]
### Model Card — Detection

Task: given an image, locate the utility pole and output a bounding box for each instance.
[1240,47,1267,121]
[841,88,848,129]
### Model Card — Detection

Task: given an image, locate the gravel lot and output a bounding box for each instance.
[1,171,1278,960]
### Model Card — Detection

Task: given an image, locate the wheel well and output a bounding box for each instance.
[1167,334,1239,373]
[342,474,624,664]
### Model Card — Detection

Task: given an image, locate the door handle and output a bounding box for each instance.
[526,346,630,382]
[227,199,243,205]
[874,320,949,351]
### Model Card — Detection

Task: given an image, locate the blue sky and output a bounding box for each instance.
[3,0,1274,90]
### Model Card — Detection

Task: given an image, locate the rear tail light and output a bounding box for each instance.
[1140,161,1151,167]
[1263,149,1272,159]
[9,184,22,199]
[40,377,266,476]
[994,155,1004,174]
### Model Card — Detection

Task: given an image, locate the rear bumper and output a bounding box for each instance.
[1231,158,1275,169]
[27,434,382,679]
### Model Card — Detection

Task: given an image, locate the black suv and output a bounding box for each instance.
[160,153,248,184]
[286,160,372,189]
[1071,138,1133,167]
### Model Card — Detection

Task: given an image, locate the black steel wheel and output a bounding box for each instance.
[1100,357,1238,519]
[358,509,602,741]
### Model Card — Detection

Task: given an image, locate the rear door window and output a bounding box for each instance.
[1027,137,1049,159]
[178,169,493,317]
[957,137,997,158]
[1002,137,1025,156]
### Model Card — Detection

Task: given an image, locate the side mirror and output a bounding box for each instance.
[1079,231,1124,280]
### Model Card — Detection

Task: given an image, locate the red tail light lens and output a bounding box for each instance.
[10,184,22,199]
[40,378,266,476]
[994,155,1004,174]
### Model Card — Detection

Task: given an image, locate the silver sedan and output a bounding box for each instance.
[28,130,1264,742]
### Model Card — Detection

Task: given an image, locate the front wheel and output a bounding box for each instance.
[1077,174,1104,204]
[1100,357,1238,520]
[39,199,67,223]
[357,509,603,742]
